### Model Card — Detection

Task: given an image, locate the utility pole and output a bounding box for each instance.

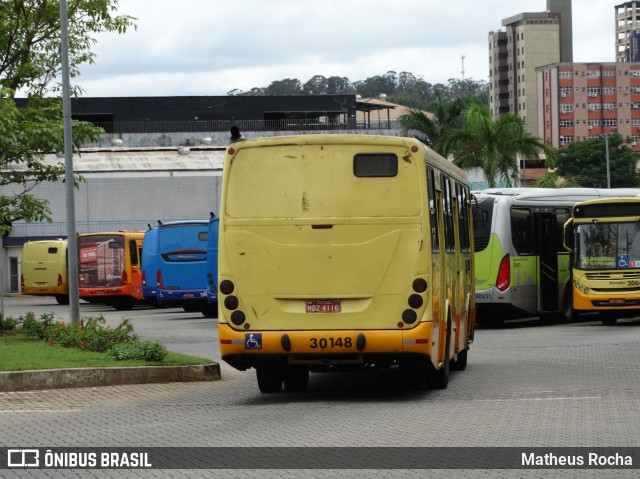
[60,0,80,322]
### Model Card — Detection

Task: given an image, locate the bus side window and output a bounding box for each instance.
[511,208,533,254]
[457,183,471,252]
[129,239,139,266]
[442,176,455,252]
[427,168,439,252]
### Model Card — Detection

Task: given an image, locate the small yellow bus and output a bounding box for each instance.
[218,134,475,392]
[563,196,640,324]
[21,239,69,304]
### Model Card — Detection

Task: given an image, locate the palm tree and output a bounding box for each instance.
[399,89,465,155]
[440,104,550,188]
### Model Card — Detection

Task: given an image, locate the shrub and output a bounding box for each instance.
[0,313,17,331]
[106,340,168,362]
[43,315,136,352]
[21,312,55,338]
[12,312,169,363]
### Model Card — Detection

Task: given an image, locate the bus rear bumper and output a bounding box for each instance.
[218,322,435,371]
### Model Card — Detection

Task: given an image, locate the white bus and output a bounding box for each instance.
[473,188,640,325]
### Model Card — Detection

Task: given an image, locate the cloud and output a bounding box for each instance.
[77,0,613,96]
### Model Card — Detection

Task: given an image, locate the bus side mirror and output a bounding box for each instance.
[563,218,574,251]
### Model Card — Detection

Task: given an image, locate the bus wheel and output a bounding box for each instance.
[400,363,428,389]
[55,295,69,305]
[561,285,576,323]
[256,366,283,393]
[202,302,218,318]
[428,321,451,389]
[600,313,618,326]
[451,348,468,371]
[112,298,134,311]
[283,366,309,392]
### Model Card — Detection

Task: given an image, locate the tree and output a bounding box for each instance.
[554,135,640,188]
[440,104,549,188]
[263,78,302,95]
[0,0,135,236]
[398,89,466,154]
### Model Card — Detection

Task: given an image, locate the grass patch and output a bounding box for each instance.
[0,333,212,372]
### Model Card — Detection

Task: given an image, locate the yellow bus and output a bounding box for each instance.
[21,239,69,305]
[218,134,475,393]
[563,196,640,325]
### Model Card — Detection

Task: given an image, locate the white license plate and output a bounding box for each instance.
[306,301,341,313]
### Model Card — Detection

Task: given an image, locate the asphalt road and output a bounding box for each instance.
[1,295,640,479]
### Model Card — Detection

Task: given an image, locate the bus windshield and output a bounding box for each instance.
[575,221,640,270]
[78,234,125,287]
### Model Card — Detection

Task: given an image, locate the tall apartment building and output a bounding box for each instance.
[488,1,572,137]
[616,2,640,62]
[537,62,640,151]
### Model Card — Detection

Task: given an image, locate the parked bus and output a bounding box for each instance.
[563,196,640,325]
[473,188,640,325]
[78,230,145,310]
[21,239,69,305]
[141,219,212,316]
[218,134,475,393]
[204,214,220,318]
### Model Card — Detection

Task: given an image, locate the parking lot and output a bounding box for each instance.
[1,295,640,478]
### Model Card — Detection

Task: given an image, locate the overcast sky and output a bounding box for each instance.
[77,0,616,97]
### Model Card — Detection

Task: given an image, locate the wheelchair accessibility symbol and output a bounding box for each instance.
[618,254,630,268]
[245,333,262,350]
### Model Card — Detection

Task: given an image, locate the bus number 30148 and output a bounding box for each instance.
[310,337,352,349]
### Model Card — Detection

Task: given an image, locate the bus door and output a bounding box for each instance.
[535,211,559,312]
[129,238,144,300]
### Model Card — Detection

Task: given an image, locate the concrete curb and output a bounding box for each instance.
[0,363,221,392]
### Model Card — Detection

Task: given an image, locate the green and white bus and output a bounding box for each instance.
[473,188,640,325]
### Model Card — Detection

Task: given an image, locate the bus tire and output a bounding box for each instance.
[202,302,218,318]
[399,364,428,390]
[600,313,618,326]
[451,348,468,371]
[283,366,309,392]
[112,298,134,311]
[55,295,69,305]
[256,366,283,393]
[561,285,576,323]
[428,319,451,389]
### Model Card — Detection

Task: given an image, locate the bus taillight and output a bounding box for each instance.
[121,270,128,286]
[496,254,510,292]
[156,269,163,289]
[57,273,63,286]
[21,275,24,288]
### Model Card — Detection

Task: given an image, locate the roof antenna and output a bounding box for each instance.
[158,220,163,226]
[210,212,216,218]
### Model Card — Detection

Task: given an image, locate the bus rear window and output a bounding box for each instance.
[353,154,397,177]
[226,145,419,219]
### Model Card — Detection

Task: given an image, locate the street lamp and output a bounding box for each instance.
[599,134,611,189]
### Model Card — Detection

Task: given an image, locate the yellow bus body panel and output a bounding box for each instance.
[21,239,68,296]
